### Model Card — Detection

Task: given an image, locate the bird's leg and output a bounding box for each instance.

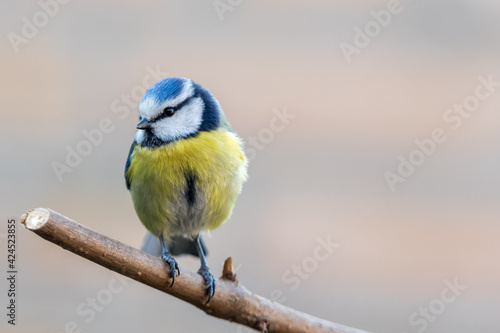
[159,234,180,287]
[195,234,216,304]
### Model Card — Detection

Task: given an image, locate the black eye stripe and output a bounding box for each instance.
[175,93,199,110]
[150,94,199,123]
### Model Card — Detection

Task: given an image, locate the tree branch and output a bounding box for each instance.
[20,207,372,333]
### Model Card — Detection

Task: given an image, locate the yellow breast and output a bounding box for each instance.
[127,128,247,240]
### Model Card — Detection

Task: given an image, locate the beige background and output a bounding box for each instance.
[1,1,499,332]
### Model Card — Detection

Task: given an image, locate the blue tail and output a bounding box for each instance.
[141,232,208,258]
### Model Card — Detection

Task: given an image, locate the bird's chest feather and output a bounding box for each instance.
[127,129,247,238]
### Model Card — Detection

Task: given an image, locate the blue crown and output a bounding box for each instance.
[141,77,187,104]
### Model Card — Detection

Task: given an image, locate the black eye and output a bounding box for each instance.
[163,107,175,117]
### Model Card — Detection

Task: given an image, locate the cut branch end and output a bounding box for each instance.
[22,207,50,230]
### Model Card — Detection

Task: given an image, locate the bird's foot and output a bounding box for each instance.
[198,265,216,304]
[161,251,180,287]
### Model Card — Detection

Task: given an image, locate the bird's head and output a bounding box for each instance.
[135,77,223,147]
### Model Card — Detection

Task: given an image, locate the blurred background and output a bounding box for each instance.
[1,1,499,332]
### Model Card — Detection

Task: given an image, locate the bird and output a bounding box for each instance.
[125,77,248,303]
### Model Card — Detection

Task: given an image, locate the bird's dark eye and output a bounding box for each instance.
[163,107,175,117]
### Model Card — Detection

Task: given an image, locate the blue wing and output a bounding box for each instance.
[124,141,137,190]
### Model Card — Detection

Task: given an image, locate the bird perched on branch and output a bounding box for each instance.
[125,77,248,303]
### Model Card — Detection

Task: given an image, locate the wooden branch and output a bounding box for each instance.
[20,208,372,333]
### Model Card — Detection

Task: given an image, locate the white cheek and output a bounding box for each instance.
[134,129,145,144]
[154,98,204,142]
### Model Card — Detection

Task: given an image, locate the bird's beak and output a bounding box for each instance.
[136,118,152,130]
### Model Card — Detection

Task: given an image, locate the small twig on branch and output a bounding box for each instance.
[21,208,372,333]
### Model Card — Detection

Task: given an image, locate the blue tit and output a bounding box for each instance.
[125,77,248,302]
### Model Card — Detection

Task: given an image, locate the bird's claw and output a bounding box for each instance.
[198,265,216,304]
[162,252,180,287]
